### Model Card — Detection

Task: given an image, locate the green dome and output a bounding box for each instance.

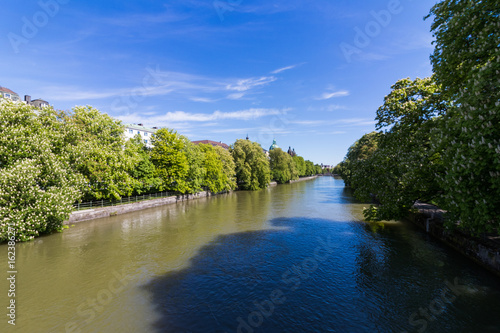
[269,139,279,151]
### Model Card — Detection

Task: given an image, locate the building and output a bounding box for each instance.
[124,123,157,147]
[192,140,230,150]
[0,86,21,102]
[269,139,279,151]
[24,95,49,108]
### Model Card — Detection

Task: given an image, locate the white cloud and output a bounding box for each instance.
[316,90,350,100]
[271,64,298,74]
[226,76,277,92]
[117,108,287,125]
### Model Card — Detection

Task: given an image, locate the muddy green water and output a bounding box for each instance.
[1,177,500,332]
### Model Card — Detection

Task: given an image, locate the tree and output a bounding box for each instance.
[184,140,205,193]
[293,155,306,176]
[214,145,237,192]
[269,148,298,184]
[151,128,189,193]
[230,139,270,190]
[426,0,500,234]
[124,135,161,195]
[198,144,237,193]
[0,100,84,241]
[304,160,315,176]
[346,77,449,221]
[64,106,136,201]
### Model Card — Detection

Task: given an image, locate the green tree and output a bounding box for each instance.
[292,155,306,176]
[344,77,449,221]
[214,146,237,191]
[151,128,189,193]
[230,139,270,190]
[184,140,205,193]
[124,135,161,195]
[198,144,237,193]
[65,106,136,200]
[304,160,315,176]
[269,148,298,184]
[426,0,500,234]
[0,100,84,241]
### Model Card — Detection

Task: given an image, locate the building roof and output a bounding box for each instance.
[269,139,279,151]
[124,123,157,132]
[0,86,19,95]
[192,140,230,149]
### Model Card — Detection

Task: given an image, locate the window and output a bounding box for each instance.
[137,131,141,135]
[144,132,148,136]
[129,129,133,134]
[4,93,11,99]
[144,140,148,144]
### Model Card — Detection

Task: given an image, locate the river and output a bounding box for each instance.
[1,176,500,332]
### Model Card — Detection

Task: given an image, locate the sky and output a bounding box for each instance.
[0,0,438,165]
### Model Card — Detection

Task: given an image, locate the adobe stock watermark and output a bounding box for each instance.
[401,277,467,333]
[6,225,17,326]
[339,0,411,63]
[64,268,135,333]
[213,0,243,22]
[8,0,70,54]
[235,236,335,333]
[255,108,294,149]
[110,65,165,114]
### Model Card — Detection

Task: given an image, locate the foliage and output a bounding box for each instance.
[214,146,237,191]
[337,131,381,186]
[269,148,298,184]
[150,128,190,193]
[292,155,307,176]
[0,100,83,241]
[64,106,137,201]
[184,140,205,193]
[304,160,316,176]
[124,135,161,194]
[230,139,271,190]
[426,0,500,234]
[339,77,449,221]
[198,144,237,193]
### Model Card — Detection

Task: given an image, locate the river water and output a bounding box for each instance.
[1,176,500,332]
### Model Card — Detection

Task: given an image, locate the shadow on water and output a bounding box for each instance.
[142,215,500,333]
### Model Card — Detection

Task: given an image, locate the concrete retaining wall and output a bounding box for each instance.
[65,191,214,225]
[407,204,500,277]
[65,176,320,225]
[289,175,318,183]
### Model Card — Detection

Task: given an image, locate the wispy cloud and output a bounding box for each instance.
[289,118,375,127]
[307,104,347,112]
[117,108,288,125]
[271,64,301,74]
[40,68,282,104]
[226,76,277,92]
[316,90,350,100]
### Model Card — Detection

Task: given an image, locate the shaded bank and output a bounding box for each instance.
[408,201,500,277]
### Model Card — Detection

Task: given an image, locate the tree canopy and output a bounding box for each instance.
[230,139,271,190]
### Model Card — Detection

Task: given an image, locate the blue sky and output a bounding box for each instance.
[1,0,437,165]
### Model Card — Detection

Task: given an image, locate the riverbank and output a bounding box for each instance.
[408,201,500,277]
[64,175,319,225]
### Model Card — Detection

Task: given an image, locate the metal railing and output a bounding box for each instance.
[73,191,177,211]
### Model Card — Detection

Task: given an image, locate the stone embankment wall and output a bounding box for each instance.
[408,201,500,277]
[65,175,319,225]
[289,175,318,183]
[65,191,214,225]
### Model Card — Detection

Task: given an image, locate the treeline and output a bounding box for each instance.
[334,0,499,235]
[0,101,321,241]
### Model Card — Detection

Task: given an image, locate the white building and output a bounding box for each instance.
[123,123,157,148]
